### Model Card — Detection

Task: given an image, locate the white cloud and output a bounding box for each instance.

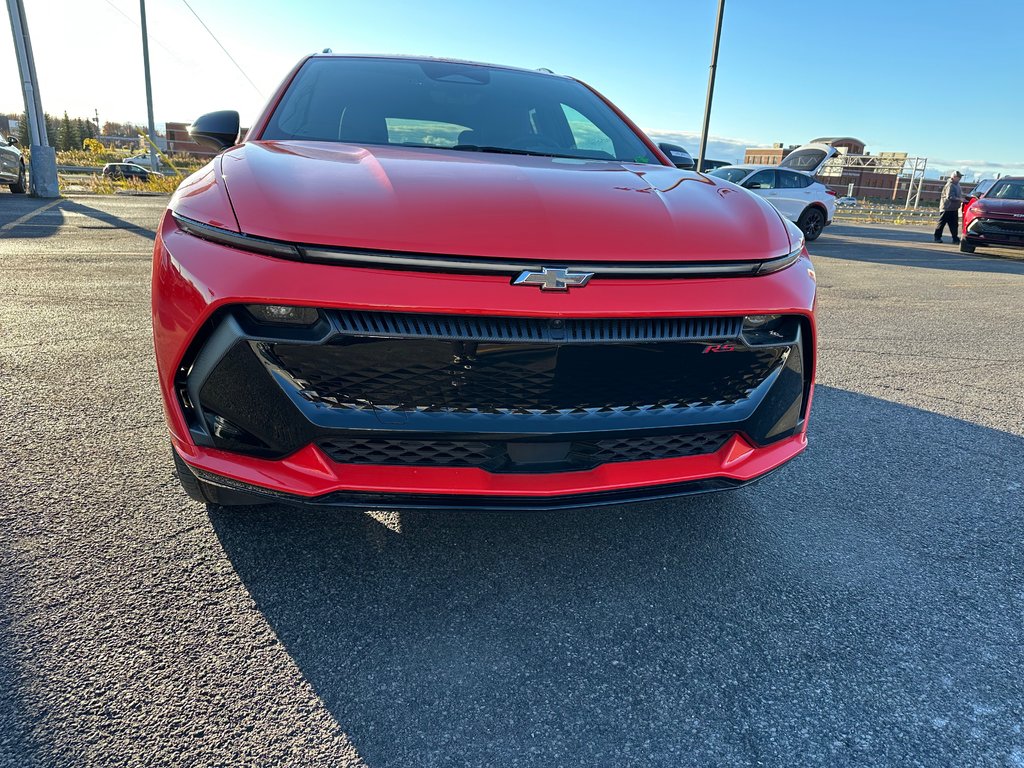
[644,129,757,166]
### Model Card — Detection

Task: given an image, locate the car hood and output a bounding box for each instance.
[973,198,1024,216]
[218,141,791,262]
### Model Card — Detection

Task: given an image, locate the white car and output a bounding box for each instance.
[836,196,857,207]
[124,153,165,169]
[708,143,839,241]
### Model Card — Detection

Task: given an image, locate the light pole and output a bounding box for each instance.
[696,0,726,173]
[140,0,159,170]
[6,0,59,196]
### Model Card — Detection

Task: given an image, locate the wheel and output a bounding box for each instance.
[797,207,825,241]
[171,444,273,507]
[959,239,976,254]
[9,162,26,194]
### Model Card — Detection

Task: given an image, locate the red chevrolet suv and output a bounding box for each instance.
[153,54,817,510]
[960,176,1024,254]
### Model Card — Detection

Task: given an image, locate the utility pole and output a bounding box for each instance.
[6,0,59,196]
[140,0,159,170]
[696,0,726,173]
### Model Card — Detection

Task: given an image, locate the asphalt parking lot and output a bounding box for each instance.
[1,194,1023,767]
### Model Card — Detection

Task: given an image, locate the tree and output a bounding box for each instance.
[57,111,74,151]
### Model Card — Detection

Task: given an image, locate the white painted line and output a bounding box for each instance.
[0,198,63,235]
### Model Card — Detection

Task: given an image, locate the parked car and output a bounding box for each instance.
[836,196,857,207]
[102,162,161,181]
[960,176,1024,254]
[0,136,26,193]
[708,144,839,240]
[156,54,816,510]
[124,153,166,170]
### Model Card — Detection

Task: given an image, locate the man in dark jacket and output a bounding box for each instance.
[934,171,964,243]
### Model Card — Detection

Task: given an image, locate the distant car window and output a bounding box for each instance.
[778,170,810,189]
[384,117,467,147]
[560,105,615,158]
[708,167,751,184]
[780,148,828,173]
[745,169,776,189]
[989,181,1024,200]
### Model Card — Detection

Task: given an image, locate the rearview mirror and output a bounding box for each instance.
[657,142,695,170]
[188,110,240,151]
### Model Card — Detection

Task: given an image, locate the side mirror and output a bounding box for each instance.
[188,110,240,151]
[657,142,695,170]
[743,182,762,190]
[6,136,19,146]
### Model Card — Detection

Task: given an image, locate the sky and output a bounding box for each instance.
[2,0,1021,179]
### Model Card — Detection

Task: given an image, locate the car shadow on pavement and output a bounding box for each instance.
[815,224,1024,275]
[209,386,1024,767]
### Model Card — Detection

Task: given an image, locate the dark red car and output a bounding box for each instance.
[153,54,817,510]
[961,176,1024,254]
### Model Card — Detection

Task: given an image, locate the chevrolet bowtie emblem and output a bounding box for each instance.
[513,267,594,291]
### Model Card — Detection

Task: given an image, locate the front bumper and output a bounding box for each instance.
[154,212,817,504]
[964,216,1024,249]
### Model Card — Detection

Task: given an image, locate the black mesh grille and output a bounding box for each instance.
[261,340,782,416]
[318,431,733,472]
[975,219,1024,237]
[333,311,743,343]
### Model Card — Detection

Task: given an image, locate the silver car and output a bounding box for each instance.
[0,136,26,194]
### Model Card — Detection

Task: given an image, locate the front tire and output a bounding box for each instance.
[797,207,825,241]
[9,162,26,194]
[959,240,976,254]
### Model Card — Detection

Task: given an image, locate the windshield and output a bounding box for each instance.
[708,167,752,184]
[261,57,658,164]
[987,180,1024,200]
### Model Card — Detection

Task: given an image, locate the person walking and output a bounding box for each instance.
[934,171,964,243]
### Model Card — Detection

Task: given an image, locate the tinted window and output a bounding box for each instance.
[988,181,1024,200]
[745,170,776,189]
[780,148,828,172]
[779,170,810,189]
[708,167,752,184]
[263,57,657,164]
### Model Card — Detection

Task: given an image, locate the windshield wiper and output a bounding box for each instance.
[448,144,573,159]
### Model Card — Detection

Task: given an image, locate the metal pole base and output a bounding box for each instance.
[28,144,59,198]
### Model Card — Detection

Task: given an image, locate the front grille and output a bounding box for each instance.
[974,218,1024,238]
[261,339,782,415]
[333,311,743,343]
[318,431,732,472]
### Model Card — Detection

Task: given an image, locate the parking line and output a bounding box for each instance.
[0,198,63,235]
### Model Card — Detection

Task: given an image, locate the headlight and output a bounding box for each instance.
[172,212,301,260]
[756,219,805,275]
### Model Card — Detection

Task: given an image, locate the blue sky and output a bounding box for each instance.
[3,0,1021,177]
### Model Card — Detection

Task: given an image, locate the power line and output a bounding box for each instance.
[178,0,264,97]
[99,0,185,63]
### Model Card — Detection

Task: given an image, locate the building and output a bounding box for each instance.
[743,143,796,165]
[743,136,926,202]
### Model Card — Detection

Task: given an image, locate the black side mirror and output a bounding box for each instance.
[6,136,19,147]
[188,110,240,151]
[657,142,695,170]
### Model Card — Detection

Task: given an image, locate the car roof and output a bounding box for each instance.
[309,52,573,80]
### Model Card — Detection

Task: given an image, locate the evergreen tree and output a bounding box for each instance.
[57,111,73,151]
